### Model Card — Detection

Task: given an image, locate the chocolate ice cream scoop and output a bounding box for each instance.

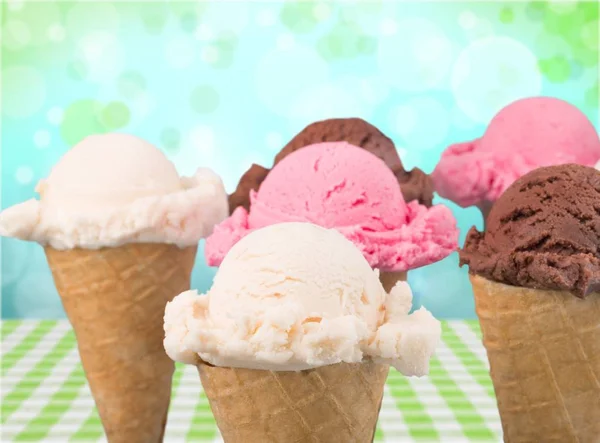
[228,118,434,213]
[460,164,600,298]
[227,164,269,213]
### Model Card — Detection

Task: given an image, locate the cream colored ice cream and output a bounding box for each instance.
[0,133,228,249]
[164,222,441,375]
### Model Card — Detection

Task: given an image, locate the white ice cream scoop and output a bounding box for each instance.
[164,222,441,375]
[0,133,228,249]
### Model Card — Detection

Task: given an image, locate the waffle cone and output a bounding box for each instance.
[197,361,389,443]
[45,243,197,443]
[470,275,600,443]
[378,271,407,293]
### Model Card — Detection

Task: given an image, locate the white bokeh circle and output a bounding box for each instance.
[48,24,66,42]
[547,0,578,15]
[203,2,250,35]
[338,76,390,107]
[288,82,363,129]
[390,97,450,151]
[396,147,408,158]
[377,17,454,92]
[266,132,283,151]
[66,2,119,36]
[256,8,277,27]
[188,125,216,158]
[379,18,398,36]
[15,166,34,184]
[47,107,64,125]
[170,127,237,192]
[463,17,494,40]
[6,0,24,11]
[276,33,295,50]
[458,10,477,30]
[201,46,219,64]
[313,3,332,21]
[254,45,329,114]
[34,130,51,149]
[128,92,157,123]
[165,35,197,69]
[2,65,46,118]
[194,23,214,42]
[77,32,125,83]
[451,36,542,123]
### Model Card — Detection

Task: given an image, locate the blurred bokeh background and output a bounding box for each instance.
[1,1,598,319]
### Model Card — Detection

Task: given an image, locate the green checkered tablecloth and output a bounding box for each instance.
[1,320,502,442]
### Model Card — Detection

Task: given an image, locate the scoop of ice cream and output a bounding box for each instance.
[227,164,269,213]
[206,142,458,271]
[165,222,441,374]
[433,97,600,208]
[0,133,228,249]
[228,118,434,213]
[460,164,600,298]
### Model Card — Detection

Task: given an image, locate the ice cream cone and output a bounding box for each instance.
[45,243,197,443]
[379,271,407,293]
[470,274,600,442]
[197,361,389,443]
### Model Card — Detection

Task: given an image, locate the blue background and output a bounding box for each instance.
[1,1,598,319]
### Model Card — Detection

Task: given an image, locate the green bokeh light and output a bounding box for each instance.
[138,2,169,34]
[581,20,599,50]
[540,1,598,68]
[65,2,120,36]
[204,33,238,69]
[498,7,514,24]
[2,2,62,48]
[160,127,181,153]
[586,85,599,109]
[2,66,46,118]
[60,100,130,146]
[339,1,382,22]
[280,1,321,34]
[538,56,571,83]
[190,85,220,114]
[516,1,599,84]
[171,2,206,33]
[100,102,131,130]
[317,20,376,61]
[117,71,146,99]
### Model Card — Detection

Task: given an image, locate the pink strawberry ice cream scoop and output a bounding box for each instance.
[205,142,459,271]
[432,96,600,208]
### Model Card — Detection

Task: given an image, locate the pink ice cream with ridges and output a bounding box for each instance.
[205,142,459,270]
[432,96,600,208]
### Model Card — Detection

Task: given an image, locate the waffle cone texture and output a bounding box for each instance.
[470,275,600,443]
[45,243,197,443]
[197,361,390,443]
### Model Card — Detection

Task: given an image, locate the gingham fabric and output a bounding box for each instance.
[1,320,502,442]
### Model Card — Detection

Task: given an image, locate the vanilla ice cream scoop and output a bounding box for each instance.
[0,133,228,249]
[164,222,441,375]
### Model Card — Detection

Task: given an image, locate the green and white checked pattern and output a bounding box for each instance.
[1,320,502,442]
